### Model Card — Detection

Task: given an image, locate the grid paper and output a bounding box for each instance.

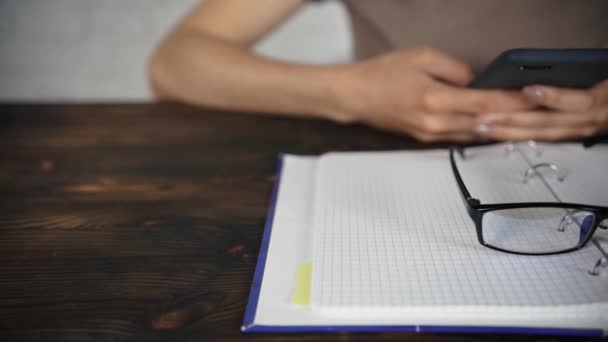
[310,146,607,317]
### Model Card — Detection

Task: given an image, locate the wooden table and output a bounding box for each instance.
[0,104,556,341]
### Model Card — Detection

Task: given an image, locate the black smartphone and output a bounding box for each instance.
[469,48,608,89]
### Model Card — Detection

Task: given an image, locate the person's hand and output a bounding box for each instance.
[478,80,608,141]
[329,47,534,142]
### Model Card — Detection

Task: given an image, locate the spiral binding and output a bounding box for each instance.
[589,256,607,276]
[522,163,565,183]
[505,140,542,157]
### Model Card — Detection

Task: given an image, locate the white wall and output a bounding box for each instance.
[0,0,352,102]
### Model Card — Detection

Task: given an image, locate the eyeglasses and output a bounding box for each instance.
[449,145,607,256]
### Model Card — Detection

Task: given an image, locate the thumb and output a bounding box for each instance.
[409,47,474,86]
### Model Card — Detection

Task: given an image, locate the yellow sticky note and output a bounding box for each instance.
[292,263,312,306]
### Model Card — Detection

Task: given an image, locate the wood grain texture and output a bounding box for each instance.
[0,104,563,341]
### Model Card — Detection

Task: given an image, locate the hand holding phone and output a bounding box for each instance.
[471,49,608,141]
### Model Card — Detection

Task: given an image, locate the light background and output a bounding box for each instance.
[0,0,352,102]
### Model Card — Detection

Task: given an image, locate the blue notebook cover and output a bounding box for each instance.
[241,155,604,337]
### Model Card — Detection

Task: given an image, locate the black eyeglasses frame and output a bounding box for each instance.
[449,146,608,256]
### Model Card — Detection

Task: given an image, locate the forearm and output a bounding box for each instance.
[149,30,350,121]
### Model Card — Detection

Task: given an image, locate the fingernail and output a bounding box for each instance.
[476,121,491,134]
[523,86,544,102]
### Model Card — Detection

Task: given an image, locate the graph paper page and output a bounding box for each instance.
[310,146,607,317]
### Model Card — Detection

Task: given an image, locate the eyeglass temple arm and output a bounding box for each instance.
[450,147,481,207]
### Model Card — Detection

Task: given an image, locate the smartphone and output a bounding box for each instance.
[469,48,608,89]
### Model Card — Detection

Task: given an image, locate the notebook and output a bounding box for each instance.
[242,142,608,336]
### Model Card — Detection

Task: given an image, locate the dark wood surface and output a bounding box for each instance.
[0,104,574,341]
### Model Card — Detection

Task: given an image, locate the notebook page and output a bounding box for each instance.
[310,148,607,318]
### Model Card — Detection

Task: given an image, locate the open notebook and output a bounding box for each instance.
[242,143,608,336]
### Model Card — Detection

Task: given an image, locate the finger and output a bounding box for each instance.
[423,87,533,114]
[393,111,481,142]
[479,110,599,128]
[413,111,478,135]
[365,115,480,143]
[408,47,473,86]
[484,124,597,142]
[591,79,608,104]
[522,85,595,112]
